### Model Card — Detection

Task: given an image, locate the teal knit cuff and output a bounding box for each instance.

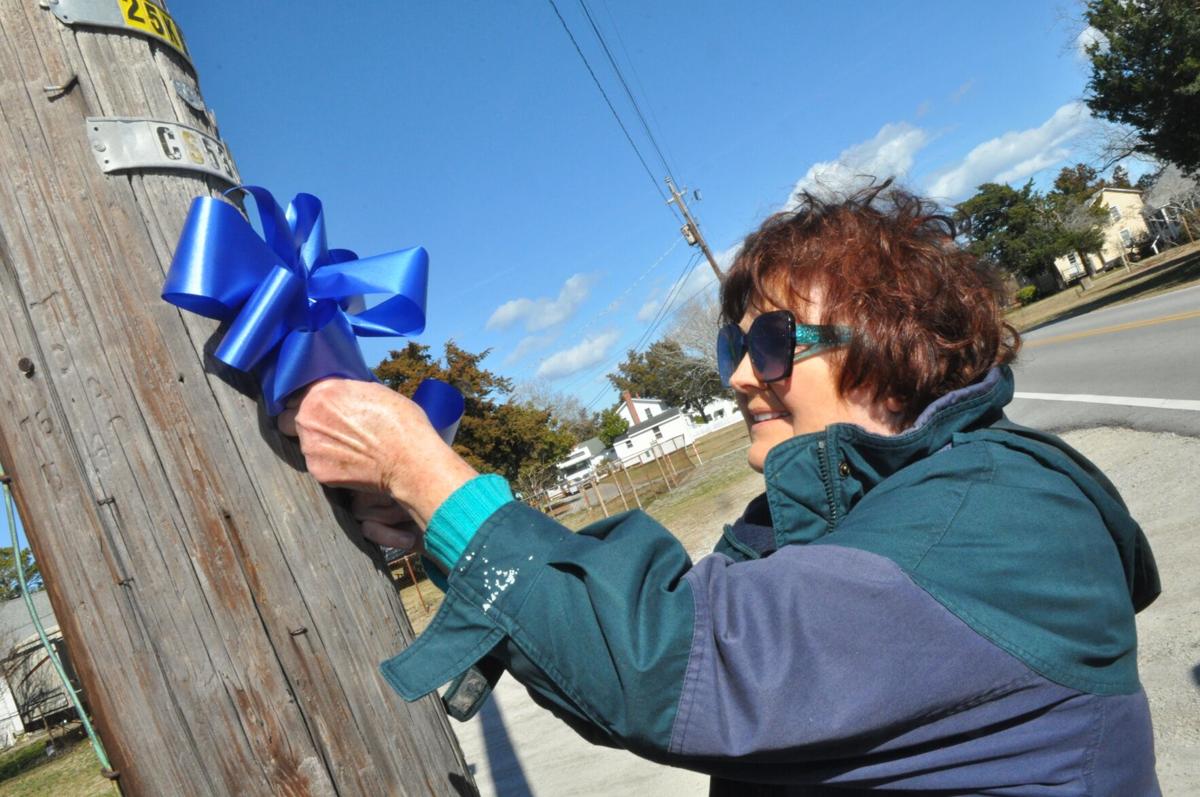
[424,474,514,572]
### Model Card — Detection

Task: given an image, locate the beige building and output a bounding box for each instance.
[1054,187,1149,282]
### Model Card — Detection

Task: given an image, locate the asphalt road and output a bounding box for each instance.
[1009,283,1200,437]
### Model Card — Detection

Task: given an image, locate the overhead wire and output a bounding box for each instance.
[577,0,678,182]
[599,0,680,182]
[566,252,697,407]
[580,250,711,411]
[544,0,719,411]
[545,0,683,223]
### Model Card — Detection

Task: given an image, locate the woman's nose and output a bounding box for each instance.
[727,350,762,393]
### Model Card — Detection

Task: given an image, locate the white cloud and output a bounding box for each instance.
[925,102,1092,201]
[504,334,555,365]
[790,122,931,202]
[949,79,974,104]
[635,298,660,322]
[1075,25,1107,59]
[486,273,597,332]
[535,331,620,380]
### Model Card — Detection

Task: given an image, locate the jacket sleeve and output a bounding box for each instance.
[381,502,697,756]
[381,498,1064,777]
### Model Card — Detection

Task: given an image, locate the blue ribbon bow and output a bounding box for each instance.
[163,186,463,439]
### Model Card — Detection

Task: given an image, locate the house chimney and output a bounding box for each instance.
[622,390,640,424]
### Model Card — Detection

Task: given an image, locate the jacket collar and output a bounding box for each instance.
[760,367,1012,550]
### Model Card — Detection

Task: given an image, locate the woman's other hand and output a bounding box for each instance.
[351,490,422,551]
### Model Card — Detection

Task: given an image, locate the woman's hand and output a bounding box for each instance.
[351,490,422,551]
[277,379,477,527]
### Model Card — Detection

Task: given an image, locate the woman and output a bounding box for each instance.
[281,184,1161,795]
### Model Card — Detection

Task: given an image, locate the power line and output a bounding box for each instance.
[581,286,717,413]
[577,0,677,182]
[599,0,680,181]
[566,250,698,408]
[580,251,712,412]
[546,0,681,222]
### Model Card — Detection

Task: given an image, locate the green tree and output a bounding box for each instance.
[374,341,574,482]
[513,381,600,442]
[0,547,41,601]
[1108,165,1132,189]
[955,182,1068,287]
[595,407,629,448]
[1046,168,1110,278]
[607,339,725,422]
[1084,0,1200,173]
[1052,163,1100,197]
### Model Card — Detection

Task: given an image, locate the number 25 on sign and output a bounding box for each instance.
[118,0,188,55]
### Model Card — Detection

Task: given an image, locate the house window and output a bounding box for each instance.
[1108,205,1121,223]
[625,440,633,449]
[645,408,653,417]
[1120,228,1133,246]
[1067,252,1078,265]
[653,426,663,440]
[714,409,725,419]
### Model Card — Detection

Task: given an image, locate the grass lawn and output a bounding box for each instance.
[0,726,117,797]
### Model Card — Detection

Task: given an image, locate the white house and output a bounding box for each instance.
[1142,164,1200,246]
[555,437,608,488]
[616,393,670,427]
[1053,187,1150,282]
[696,396,739,427]
[0,592,76,749]
[612,407,693,465]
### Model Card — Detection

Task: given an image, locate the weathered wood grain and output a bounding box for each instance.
[0,3,475,794]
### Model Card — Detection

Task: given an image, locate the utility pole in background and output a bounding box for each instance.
[0,3,474,794]
[666,176,723,281]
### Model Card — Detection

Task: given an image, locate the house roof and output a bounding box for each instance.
[0,591,57,651]
[1090,186,1143,205]
[613,407,682,443]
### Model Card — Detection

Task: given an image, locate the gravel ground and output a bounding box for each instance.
[452,427,1200,795]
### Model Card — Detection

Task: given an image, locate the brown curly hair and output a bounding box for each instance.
[720,180,1020,427]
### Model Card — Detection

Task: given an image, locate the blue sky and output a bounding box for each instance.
[5,2,1142,551]
[161,1,1134,417]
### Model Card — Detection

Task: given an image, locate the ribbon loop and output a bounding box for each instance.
[163,187,461,436]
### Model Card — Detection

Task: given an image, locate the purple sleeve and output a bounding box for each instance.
[670,545,1153,793]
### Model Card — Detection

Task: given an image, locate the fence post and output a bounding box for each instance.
[653,446,675,490]
[624,466,643,509]
[609,467,629,511]
[592,475,609,517]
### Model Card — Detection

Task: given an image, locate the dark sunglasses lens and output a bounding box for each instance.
[748,312,793,382]
[716,325,743,386]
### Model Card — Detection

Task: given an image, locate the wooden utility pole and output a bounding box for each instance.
[666,176,723,281]
[0,4,475,795]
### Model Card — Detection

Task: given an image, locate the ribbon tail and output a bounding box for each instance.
[412,379,464,445]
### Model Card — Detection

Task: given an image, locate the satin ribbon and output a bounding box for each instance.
[163,186,463,438]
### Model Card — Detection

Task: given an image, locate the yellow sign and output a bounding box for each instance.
[118,0,188,56]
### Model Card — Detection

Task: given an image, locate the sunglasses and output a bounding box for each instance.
[716,310,853,387]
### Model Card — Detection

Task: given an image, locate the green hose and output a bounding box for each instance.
[1,468,111,772]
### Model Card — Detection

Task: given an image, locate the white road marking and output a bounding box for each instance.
[1013,392,1200,412]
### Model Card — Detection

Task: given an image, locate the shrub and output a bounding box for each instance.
[1015,286,1038,306]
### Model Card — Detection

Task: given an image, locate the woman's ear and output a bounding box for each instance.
[884,396,905,415]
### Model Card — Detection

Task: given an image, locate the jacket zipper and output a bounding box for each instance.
[816,438,839,530]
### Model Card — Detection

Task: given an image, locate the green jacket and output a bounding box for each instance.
[384,367,1161,794]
